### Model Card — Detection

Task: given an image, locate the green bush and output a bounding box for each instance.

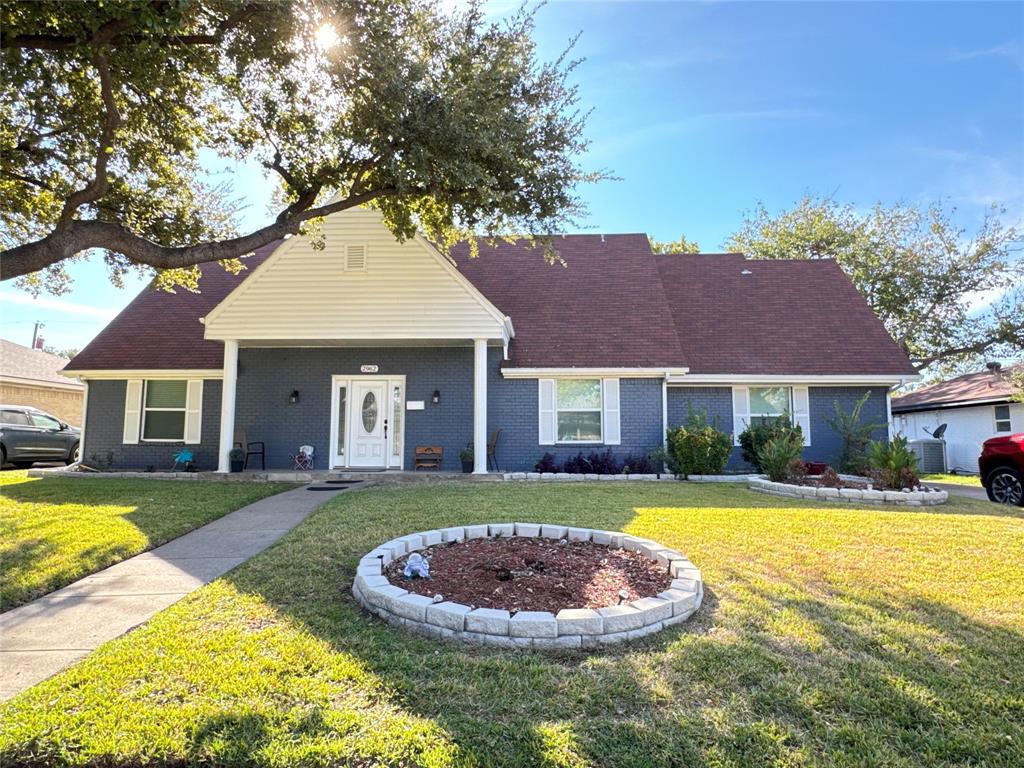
[739,415,803,471]
[825,392,887,473]
[866,435,920,490]
[666,407,732,478]
[757,435,804,482]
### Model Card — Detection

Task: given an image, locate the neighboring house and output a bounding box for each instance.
[892,364,1023,474]
[62,208,917,472]
[1,339,85,425]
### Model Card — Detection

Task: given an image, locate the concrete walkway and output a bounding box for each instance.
[0,483,348,701]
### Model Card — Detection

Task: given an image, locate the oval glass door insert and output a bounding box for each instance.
[361,391,378,433]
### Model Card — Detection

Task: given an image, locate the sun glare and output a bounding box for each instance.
[314,22,340,50]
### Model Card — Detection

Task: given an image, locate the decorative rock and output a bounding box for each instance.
[489,523,515,538]
[566,527,592,542]
[556,608,603,636]
[426,601,472,631]
[541,524,568,539]
[466,608,511,635]
[509,611,558,638]
[597,604,644,633]
[515,522,541,537]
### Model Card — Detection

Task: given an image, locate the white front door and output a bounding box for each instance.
[349,380,388,468]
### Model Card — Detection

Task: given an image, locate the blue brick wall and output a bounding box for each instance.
[488,371,664,471]
[83,379,222,470]
[667,385,890,469]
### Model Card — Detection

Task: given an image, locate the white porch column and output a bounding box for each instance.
[217,340,239,473]
[473,338,488,474]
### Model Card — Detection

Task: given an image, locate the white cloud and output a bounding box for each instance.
[948,41,1023,68]
[0,291,118,319]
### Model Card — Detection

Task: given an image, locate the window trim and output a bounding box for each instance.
[994,404,1012,433]
[141,380,188,442]
[555,378,604,444]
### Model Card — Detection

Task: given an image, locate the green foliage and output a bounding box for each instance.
[825,392,887,473]
[665,407,732,478]
[867,435,920,490]
[738,415,803,471]
[727,195,1023,373]
[1010,367,1024,404]
[228,447,245,461]
[1,1,601,292]
[757,435,804,482]
[649,233,700,253]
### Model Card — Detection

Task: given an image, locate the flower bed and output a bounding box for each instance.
[353,524,704,649]
[749,476,949,506]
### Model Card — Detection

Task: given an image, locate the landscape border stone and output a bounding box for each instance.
[353,524,703,649]
[747,476,948,506]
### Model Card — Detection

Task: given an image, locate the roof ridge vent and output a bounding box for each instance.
[600,234,605,243]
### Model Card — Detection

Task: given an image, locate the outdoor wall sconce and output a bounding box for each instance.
[432,389,441,404]
[289,390,300,404]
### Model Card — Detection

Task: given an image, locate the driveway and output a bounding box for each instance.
[928,482,989,502]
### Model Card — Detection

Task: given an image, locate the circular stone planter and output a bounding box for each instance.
[352,523,703,649]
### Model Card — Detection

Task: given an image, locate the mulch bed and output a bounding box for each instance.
[384,536,671,613]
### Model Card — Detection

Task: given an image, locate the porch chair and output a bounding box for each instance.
[234,430,265,471]
[291,445,315,471]
[414,445,443,471]
[487,428,502,471]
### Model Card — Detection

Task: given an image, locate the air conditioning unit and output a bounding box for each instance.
[909,438,946,474]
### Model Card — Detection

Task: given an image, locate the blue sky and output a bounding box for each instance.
[2,0,1022,353]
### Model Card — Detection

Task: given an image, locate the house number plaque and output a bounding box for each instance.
[360,365,379,373]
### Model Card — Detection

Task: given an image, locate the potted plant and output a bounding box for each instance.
[459,445,474,473]
[229,447,245,473]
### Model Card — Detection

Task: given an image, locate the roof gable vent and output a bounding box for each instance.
[344,245,367,272]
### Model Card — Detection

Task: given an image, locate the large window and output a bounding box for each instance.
[143,380,187,440]
[749,386,792,427]
[995,404,1012,433]
[556,379,603,442]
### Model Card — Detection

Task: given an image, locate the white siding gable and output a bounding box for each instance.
[203,208,507,341]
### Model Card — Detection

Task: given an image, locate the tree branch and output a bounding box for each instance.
[0,188,402,280]
[59,53,120,221]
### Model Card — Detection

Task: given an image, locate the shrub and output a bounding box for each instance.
[866,435,920,490]
[588,449,621,475]
[666,407,732,478]
[786,458,808,484]
[621,453,655,475]
[758,434,804,482]
[739,415,803,471]
[819,466,843,487]
[534,452,559,473]
[825,392,887,473]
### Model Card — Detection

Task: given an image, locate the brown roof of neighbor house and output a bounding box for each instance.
[64,242,277,371]
[891,364,1022,412]
[65,234,917,376]
[654,254,918,375]
[1,339,84,387]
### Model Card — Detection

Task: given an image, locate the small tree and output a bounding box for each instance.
[758,435,804,483]
[866,435,919,490]
[666,407,732,478]
[738,415,803,471]
[825,392,887,474]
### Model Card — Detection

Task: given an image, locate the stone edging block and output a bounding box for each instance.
[748,478,948,507]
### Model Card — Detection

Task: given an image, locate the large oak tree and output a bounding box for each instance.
[727,195,1023,374]
[1,0,598,292]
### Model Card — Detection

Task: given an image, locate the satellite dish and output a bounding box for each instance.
[926,423,948,440]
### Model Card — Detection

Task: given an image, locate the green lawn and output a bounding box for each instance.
[921,473,983,486]
[1,483,1022,767]
[0,471,293,609]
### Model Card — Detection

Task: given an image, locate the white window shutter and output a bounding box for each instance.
[538,379,556,445]
[184,380,204,444]
[793,386,811,446]
[123,380,143,444]
[602,378,621,445]
[731,386,749,447]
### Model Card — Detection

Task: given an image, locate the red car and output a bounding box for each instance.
[980,433,1024,506]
